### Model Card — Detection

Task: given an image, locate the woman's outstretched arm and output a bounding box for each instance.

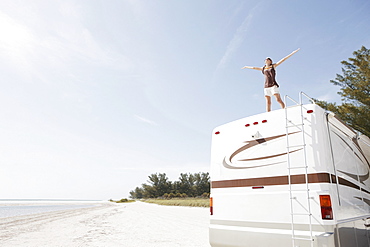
[274,48,300,67]
[241,66,263,71]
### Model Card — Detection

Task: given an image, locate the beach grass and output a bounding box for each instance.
[110,198,135,203]
[144,198,210,207]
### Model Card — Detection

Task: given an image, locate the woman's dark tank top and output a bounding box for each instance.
[262,65,279,88]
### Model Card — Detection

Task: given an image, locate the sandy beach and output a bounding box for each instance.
[0,201,211,247]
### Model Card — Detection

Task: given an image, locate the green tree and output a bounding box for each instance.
[129,186,144,199]
[178,173,195,197]
[146,173,172,198]
[129,171,211,199]
[171,180,181,194]
[141,183,156,198]
[193,172,210,197]
[316,46,370,136]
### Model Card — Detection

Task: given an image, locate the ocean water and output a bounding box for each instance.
[0,199,104,218]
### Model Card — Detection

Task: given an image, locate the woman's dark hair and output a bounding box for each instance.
[262,58,274,74]
[265,57,273,63]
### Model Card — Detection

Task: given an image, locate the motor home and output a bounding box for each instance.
[209,93,370,247]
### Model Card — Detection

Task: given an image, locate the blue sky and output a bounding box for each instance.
[0,0,369,200]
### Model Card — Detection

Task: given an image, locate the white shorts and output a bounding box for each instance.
[264,85,280,97]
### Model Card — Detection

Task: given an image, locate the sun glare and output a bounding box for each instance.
[0,12,33,52]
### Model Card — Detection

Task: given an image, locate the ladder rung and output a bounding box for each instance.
[290,189,310,192]
[292,237,314,241]
[288,166,308,169]
[291,213,312,216]
[285,104,301,109]
[286,124,304,128]
[287,144,306,148]
[290,197,313,200]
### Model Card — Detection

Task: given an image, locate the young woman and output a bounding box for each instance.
[242,48,300,112]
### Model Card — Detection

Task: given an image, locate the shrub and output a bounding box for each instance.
[201,192,210,198]
[110,198,135,203]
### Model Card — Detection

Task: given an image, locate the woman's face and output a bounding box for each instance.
[265,58,272,65]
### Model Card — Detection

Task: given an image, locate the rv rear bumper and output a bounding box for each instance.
[209,224,334,247]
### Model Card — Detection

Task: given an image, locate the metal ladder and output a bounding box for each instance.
[284,92,314,247]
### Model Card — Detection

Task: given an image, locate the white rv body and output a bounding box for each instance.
[209,103,370,247]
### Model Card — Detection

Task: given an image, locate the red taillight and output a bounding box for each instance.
[215,131,220,135]
[262,120,267,123]
[252,186,264,189]
[210,197,213,215]
[253,122,258,125]
[320,195,333,220]
[245,124,250,127]
[307,110,314,114]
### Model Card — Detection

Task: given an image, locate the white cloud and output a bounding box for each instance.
[134,115,158,126]
[0,12,33,50]
[217,4,260,70]
[0,3,132,84]
[0,11,36,69]
[252,93,260,99]
[316,91,341,103]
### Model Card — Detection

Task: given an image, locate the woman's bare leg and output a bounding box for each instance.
[274,93,285,109]
[265,96,272,112]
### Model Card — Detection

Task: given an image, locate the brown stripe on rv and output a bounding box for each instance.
[212,173,370,195]
[331,174,337,183]
[362,188,370,195]
[354,196,370,207]
[211,173,331,188]
[336,176,360,190]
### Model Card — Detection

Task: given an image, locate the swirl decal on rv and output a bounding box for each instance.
[223,132,302,169]
[338,169,370,185]
[330,130,370,184]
